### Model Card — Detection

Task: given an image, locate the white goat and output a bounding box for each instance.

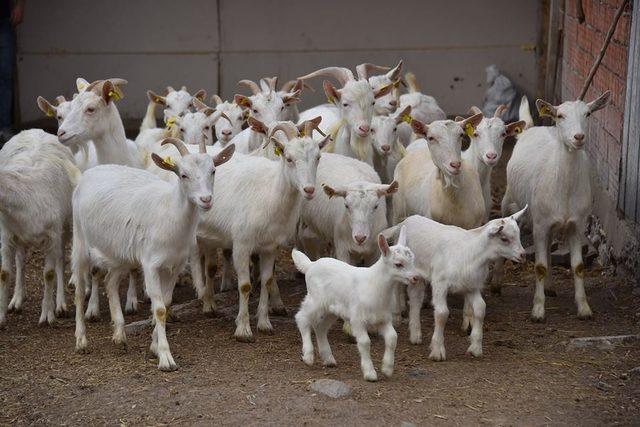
[142,86,206,132]
[371,106,411,184]
[297,65,395,166]
[0,130,80,327]
[209,95,245,146]
[300,152,397,265]
[355,61,403,116]
[384,208,526,360]
[229,79,301,153]
[499,91,610,321]
[192,121,328,341]
[392,114,485,229]
[461,105,525,219]
[292,225,420,381]
[71,137,234,370]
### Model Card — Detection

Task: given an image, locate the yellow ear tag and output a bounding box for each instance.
[108,90,121,101]
[78,83,87,91]
[464,123,474,137]
[327,95,334,104]
[515,126,522,134]
[163,156,175,167]
[274,145,282,156]
[240,98,250,107]
[402,114,412,124]
[165,116,176,130]
[299,129,305,137]
[539,105,550,116]
[46,108,55,117]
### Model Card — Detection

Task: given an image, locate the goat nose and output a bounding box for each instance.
[486,152,497,160]
[303,186,315,195]
[449,161,461,169]
[574,133,585,141]
[57,129,66,138]
[358,124,370,134]
[410,276,420,285]
[388,100,397,107]
[354,235,367,245]
[200,195,212,204]
[221,130,232,136]
[381,145,391,152]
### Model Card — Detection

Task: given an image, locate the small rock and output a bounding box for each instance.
[310,379,352,399]
[401,422,416,427]
[567,334,640,350]
[629,367,640,377]
[407,367,428,379]
[620,372,629,380]
[595,380,612,391]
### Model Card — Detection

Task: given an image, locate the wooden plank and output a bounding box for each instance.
[544,0,561,102]
[627,1,640,220]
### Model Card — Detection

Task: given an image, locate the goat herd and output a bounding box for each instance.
[0,60,611,381]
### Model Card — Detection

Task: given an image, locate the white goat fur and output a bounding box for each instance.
[384,209,526,361]
[292,225,419,381]
[500,91,610,321]
[0,130,80,327]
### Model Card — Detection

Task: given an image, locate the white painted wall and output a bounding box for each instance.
[16,0,538,124]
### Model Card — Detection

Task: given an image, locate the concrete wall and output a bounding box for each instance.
[17,0,539,124]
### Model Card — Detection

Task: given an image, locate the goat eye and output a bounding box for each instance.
[393,127,397,132]
[395,262,403,268]
[586,112,591,117]
[473,132,478,137]
[428,136,435,141]
[374,204,379,210]
[57,116,62,120]
[204,126,210,130]
[556,114,564,119]
[252,109,258,114]
[86,107,95,114]
[370,128,376,134]
[342,103,349,107]
[371,101,375,106]
[181,174,188,179]
[502,132,507,137]
[211,169,216,175]
[180,127,185,132]
[500,236,510,243]
[281,106,285,111]
[286,157,293,163]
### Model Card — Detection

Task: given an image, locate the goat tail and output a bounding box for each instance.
[405,72,420,93]
[519,95,534,130]
[291,248,312,274]
[140,100,157,133]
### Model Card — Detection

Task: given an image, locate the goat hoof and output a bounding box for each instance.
[530,315,545,323]
[577,311,593,320]
[7,304,22,314]
[544,288,558,297]
[234,334,256,343]
[55,307,69,318]
[257,324,274,335]
[269,307,288,317]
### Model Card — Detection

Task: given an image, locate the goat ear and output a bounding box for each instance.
[147,90,167,106]
[387,60,403,82]
[192,97,208,111]
[488,222,504,236]
[101,81,121,104]
[269,136,286,154]
[395,106,412,125]
[76,78,90,92]
[373,83,393,99]
[377,180,399,197]
[505,120,526,136]
[397,225,407,246]
[211,95,223,105]
[247,117,268,135]
[213,143,235,167]
[151,153,179,174]
[323,184,347,198]
[193,89,206,102]
[201,107,216,117]
[535,99,557,118]
[318,135,331,150]
[410,118,428,138]
[588,90,611,113]
[460,112,483,137]
[234,94,252,109]
[323,81,340,104]
[378,233,390,257]
[37,96,57,117]
[282,89,301,106]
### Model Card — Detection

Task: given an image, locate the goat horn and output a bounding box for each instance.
[237,79,261,95]
[55,95,66,105]
[356,63,390,80]
[200,131,207,154]
[269,123,298,141]
[494,104,508,118]
[297,67,355,86]
[263,76,278,91]
[467,106,483,116]
[84,80,104,93]
[161,137,190,157]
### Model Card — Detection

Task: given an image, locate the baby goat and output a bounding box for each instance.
[71,138,234,371]
[385,208,526,361]
[293,225,420,381]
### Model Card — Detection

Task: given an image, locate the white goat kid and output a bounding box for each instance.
[500,91,611,322]
[462,105,526,219]
[193,121,327,341]
[0,130,79,327]
[384,209,526,361]
[144,86,206,131]
[72,137,234,370]
[293,225,420,381]
[297,65,395,166]
[300,152,397,264]
[392,114,485,229]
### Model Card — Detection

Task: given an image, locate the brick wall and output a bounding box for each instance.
[561,0,632,203]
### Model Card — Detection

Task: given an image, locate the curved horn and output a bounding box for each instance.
[200,131,207,153]
[263,76,278,91]
[160,137,190,157]
[494,104,508,118]
[211,94,223,105]
[280,80,297,93]
[299,116,325,138]
[106,78,128,87]
[297,67,355,86]
[356,63,390,80]
[467,106,483,116]
[237,79,261,95]
[84,79,104,93]
[268,122,298,141]
[166,86,175,93]
[55,95,67,105]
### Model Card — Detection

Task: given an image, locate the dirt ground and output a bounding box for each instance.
[1,143,639,426]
